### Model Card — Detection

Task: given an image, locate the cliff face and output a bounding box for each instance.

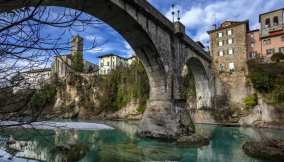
[54,73,99,119]
[53,60,148,120]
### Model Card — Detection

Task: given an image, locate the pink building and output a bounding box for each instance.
[247,8,284,61]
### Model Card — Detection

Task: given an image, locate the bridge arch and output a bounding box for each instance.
[182,56,212,109]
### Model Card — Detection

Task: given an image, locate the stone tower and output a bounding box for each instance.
[71,35,83,57]
[71,35,84,72]
[208,21,251,109]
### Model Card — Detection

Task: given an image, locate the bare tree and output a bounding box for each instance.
[0,0,102,128]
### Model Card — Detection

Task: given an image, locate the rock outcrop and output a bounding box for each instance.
[239,96,284,129]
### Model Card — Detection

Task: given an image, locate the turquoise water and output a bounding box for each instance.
[0,121,284,162]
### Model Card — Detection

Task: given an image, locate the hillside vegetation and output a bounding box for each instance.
[96,60,149,113]
[247,61,284,108]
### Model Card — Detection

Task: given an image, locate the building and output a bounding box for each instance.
[247,8,284,61]
[127,55,136,65]
[208,8,284,107]
[11,68,52,92]
[98,54,136,75]
[208,20,251,106]
[53,35,99,78]
[21,68,52,89]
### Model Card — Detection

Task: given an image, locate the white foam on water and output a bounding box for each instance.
[0,121,114,130]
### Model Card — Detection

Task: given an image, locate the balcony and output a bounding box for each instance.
[261,24,284,38]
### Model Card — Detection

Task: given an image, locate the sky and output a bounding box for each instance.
[8,0,284,65]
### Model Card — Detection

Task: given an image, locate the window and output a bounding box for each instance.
[219,64,225,72]
[273,16,279,26]
[265,18,270,28]
[250,34,254,38]
[228,48,234,55]
[227,29,232,36]
[100,63,104,67]
[266,49,274,55]
[280,47,284,54]
[229,62,235,72]
[281,36,284,42]
[107,61,110,66]
[219,50,224,56]
[251,43,255,48]
[228,38,233,44]
[218,32,223,38]
[263,39,271,45]
[249,52,257,59]
[218,41,223,47]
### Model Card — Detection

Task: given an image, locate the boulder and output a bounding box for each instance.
[177,133,210,147]
[242,141,284,161]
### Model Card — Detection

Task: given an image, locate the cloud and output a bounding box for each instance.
[161,0,284,46]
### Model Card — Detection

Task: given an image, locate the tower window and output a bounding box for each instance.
[265,18,271,28]
[273,16,279,26]
[219,64,225,72]
[218,32,223,38]
[227,29,233,36]
[219,50,224,56]
[228,48,234,55]
[218,41,223,47]
[229,62,235,72]
[228,38,233,44]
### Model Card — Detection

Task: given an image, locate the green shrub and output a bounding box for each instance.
[271,52,284,63]
[71,54,84,72]
[243,94,257,108]
[137,105,146,113]
[247,61,284,106]
[97,60,150,112]
[31,84,57,109]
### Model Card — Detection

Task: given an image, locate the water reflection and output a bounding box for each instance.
[0,122,283,162]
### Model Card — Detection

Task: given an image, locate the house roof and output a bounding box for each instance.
[97,53,136,60]
[248,29,260,33]
[97,53,124,59]
[207,20,249,34]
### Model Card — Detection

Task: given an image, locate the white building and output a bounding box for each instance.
[12,68,52,92]
[98,54,136,75]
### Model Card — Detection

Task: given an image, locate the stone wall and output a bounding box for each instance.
[210,22,253,110]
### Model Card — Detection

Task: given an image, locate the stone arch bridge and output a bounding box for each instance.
[1,0,214,139]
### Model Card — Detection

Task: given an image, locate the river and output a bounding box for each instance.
[0,121,283,162]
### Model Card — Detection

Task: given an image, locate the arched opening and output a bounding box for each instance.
[182,57,211,110]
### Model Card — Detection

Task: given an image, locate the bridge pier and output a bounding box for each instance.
[137,99,194,140]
